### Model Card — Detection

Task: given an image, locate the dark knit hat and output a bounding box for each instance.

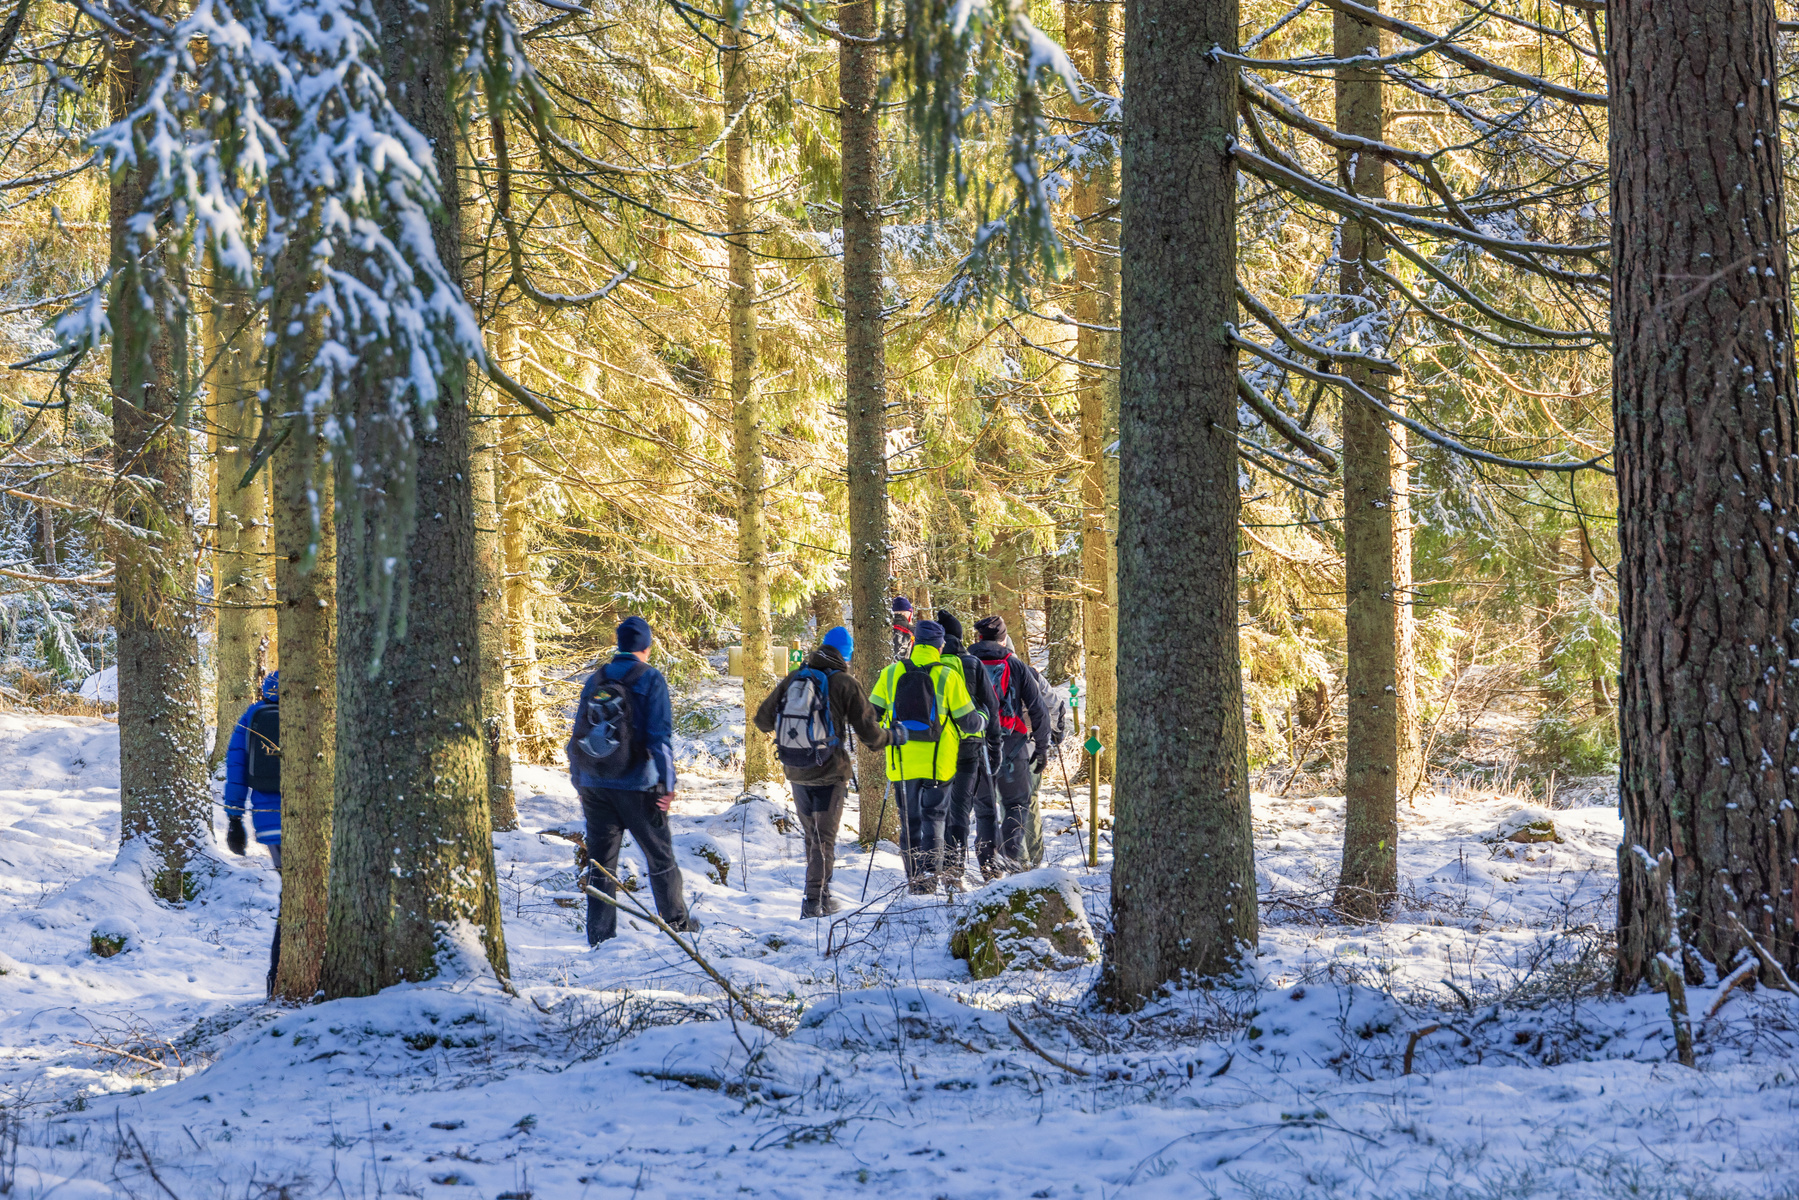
[935,609,964,643]
[892,596,914,615]
[973,615,1006,642]
[616,615,653,653]
[912,619,946,648]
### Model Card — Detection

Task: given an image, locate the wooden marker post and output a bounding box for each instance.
[1085,725,1103,867]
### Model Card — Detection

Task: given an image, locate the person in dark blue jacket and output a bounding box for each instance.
[567,616,697,945]
[224,671,281,866]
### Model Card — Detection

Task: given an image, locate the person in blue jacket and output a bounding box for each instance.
[567,617,697,945]
[224,671,281,866]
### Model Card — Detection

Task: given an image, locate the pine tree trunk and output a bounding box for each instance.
[471,396,516,831]
[1043,534,1081,685]
[1580,528,1610,716]
[108,28,210,900]
[1072,0,1117,786]
[1106,0,1257,1002]
[992,532,1030,657]
[319,0,509,994]
[1612,0,1799,988]
[729,28,777,792]
[498,325,553,764]
[840,0,894,843]
[271,433,335,1000]
[1332,3,1399,920]
[208,268,273,769]
[1393,419,1421,797]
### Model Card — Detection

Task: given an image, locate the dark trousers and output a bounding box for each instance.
[266,844,283,997]
[993,736,1034,863]
[578,786,690,945]
[946,750,998,876]
[790,782,846,902]
[898,779,952,882]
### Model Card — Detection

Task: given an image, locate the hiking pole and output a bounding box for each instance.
[1056,741,1081,840]
[860,782,892,901]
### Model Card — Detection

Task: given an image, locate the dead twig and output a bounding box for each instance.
[1728,911,1799,994]
[1006,1016,1091,1077]
[581,873,781,1034]
[1402,1024,1441,1075]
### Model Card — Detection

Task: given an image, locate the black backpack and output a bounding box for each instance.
[576,662,647,776]
[887,660,945,740]
[775,667,839,768]
[244,703,280,792]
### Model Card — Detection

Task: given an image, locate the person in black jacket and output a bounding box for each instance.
[753,626,892,916]
[968,615,1050,869]
[937,609,1004,883]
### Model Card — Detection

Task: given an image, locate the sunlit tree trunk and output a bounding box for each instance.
[992,531,1030,656]
[1333,2,1399,920]
[498,323,553,763]
[840,0,894,842]
[1612,0,1799,988]
[108,21,210,900]
[208,266,273,768]
[320,0,508,994]
[728,25,777,791]
[271,432,335,1000]
[471,393,516,831]
[1044,531,1081,685]
[1394,420,1421,797]
[1106,0,1257,1003]
[1071,0,1117,784]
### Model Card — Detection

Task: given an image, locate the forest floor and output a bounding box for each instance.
[2,692,1798,1198]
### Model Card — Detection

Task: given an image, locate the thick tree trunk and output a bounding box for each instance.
[1612,0,1799,988]
[108,28,210,901]
[1106,0,1257,1003]
[319,0,508,994]
[1071,0,1117,785]
[271,436,335,1000]
[208,268,273,768]
[729,28,777,792]
[1332,3,1399,920]
[840,0,894,843]
[471,398,517,831]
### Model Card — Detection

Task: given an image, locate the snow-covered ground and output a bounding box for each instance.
[3,705,1798,1198]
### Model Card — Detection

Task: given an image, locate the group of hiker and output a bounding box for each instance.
[219,600,1072,965]
[568,605,1069,942]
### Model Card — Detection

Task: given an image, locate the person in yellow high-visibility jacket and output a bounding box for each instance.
[869,620,986,893]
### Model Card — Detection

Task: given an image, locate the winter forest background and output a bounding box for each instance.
[2,0,1799,1196]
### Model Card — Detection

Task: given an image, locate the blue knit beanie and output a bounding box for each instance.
[912,619,945,648]
[616,615,653,653]
[823,625,854,660]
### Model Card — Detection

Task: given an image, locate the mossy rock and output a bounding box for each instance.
[949,869,1099,980]
[1504,819,1562,845]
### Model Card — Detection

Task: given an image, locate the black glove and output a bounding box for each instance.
[226,816,248,856]
[1031,752,1048,775]
[888,723,910,746]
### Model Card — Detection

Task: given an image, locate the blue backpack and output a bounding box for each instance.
[576,661,648,776]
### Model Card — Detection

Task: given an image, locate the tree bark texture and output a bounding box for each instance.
[208,268,273,768]
[1332,4,1399,920]
[991,531,1031,658]
[729,28,777,792]
[1394,419,1422,797]
[1611,0,1799,988]
[272,435,335,1000]
[471,397,517,831]
[319,0,509,994]
[1106,0,1258,1002]
[1044,529,1081,684]
[840,0,895,842]
[108,27,211,901]
[1071,0,1117,785]
[498,324,556,764]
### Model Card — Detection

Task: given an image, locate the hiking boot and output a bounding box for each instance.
[817,892,844,916]
[801,897,822,919]
[907,876,939,896]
